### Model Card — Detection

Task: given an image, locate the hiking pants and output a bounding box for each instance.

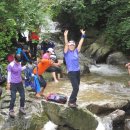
[9,82,25,111]
[68,71,80,103]
[39,75,47,88]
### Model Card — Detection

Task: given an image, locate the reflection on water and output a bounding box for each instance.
[42,64,130,130]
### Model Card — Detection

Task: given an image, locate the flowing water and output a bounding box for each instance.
[25,16,129,130]
[41,16,60,33]
[45,64,130,103]
[11,17,129,130]
[42,64,130,130]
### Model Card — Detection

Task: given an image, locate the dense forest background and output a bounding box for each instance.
[0,0,130,61]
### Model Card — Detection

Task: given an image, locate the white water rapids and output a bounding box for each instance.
[42,64,128,130]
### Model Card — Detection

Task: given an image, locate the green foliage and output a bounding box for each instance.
[0,0,130,60]
[18,0,46,30]
[0,1,17,59]
[51,0,99,28]
[105,1,130,52]
[0,0,56,61]
[51,0,130,53]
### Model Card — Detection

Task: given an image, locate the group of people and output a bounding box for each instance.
[6,29,86,118]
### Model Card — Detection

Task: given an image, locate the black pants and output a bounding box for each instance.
[46,66,63,78]
[46,66,62,73]
[29,41,37,60]
[39,75,47,88]
[68,71,80,103]
[9,82,25,111]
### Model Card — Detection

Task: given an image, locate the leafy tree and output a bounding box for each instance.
[0,0,56,61]
[51,0,99,28]
[51,0,130,53]
[105,1,130,52]
[0,1,17,60]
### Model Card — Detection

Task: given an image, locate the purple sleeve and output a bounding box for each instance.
[7,64,11,72]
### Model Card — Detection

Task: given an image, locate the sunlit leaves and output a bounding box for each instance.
[0,0,57,60]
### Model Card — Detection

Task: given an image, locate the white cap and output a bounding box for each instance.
[47,48,54,54]
[50,54,56,61]
[68,40,75,46]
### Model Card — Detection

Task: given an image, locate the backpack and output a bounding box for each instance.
[24,66,33,87]
[46,93,67,104]
[23,65,41,92]
[16,48,30,62]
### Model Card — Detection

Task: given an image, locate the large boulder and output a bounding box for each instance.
[42,101,98,130]
[84,35,112,63]
[86,100,129,114]
[0,91,48,130]
[106,52,128,65]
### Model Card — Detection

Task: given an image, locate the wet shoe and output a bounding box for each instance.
[19,107,26,115]
[9,110,15,118]
[68,102,78,108]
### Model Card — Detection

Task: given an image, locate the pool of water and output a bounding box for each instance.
[42,64,130,130]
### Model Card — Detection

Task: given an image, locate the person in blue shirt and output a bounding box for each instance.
[64,29,86,108]
[16,45,32,65]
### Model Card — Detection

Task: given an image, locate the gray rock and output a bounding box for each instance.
[106,52,128,65]
[42,101,98,130]
[86,100,129,114]
[124,119,130,130]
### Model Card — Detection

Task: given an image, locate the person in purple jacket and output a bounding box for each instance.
[7,54,26,118]
[64,29,86,108]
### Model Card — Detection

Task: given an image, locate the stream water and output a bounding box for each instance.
[42,64,130,130]
[23,17,130,130]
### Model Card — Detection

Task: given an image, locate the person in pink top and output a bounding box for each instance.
[42,48,53,59]
[42,48,62,83]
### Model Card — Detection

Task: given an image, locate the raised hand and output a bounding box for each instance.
[80,29,85,34]
[64,30,69,36]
